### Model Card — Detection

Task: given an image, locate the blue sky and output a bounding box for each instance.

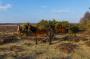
[0,0,90,23]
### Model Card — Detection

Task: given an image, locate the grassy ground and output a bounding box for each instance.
[0,33,90,59]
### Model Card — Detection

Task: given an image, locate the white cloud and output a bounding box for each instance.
[0,3,12,11]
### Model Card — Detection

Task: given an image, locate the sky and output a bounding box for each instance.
[0,0,90,23]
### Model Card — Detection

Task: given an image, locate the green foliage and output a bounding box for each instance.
[18,19,81,45]
[70,25,80,34]
[48,20,57,30]
[37,20,48,30]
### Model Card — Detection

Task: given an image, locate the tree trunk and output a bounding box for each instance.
[49,32,52,45]
[48,29,54,45]
[35,32,38,45]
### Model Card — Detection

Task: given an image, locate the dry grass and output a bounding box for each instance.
[0,33,90,59]
[0,39,90,59]
[56,43,79,54]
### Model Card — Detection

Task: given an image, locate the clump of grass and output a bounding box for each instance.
[0,54,5,59]
[0,35,19,44]
[63,35,81,42]
[9,45,25,52]
[23,42,32,46]
[57,43,79,54]
[72,47,90,59]
[85,40,90,47]
[80,38,88,41]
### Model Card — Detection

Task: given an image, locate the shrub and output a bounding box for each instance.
[0,35,19,44]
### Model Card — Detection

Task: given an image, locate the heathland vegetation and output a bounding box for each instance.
[0,12,90,59]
